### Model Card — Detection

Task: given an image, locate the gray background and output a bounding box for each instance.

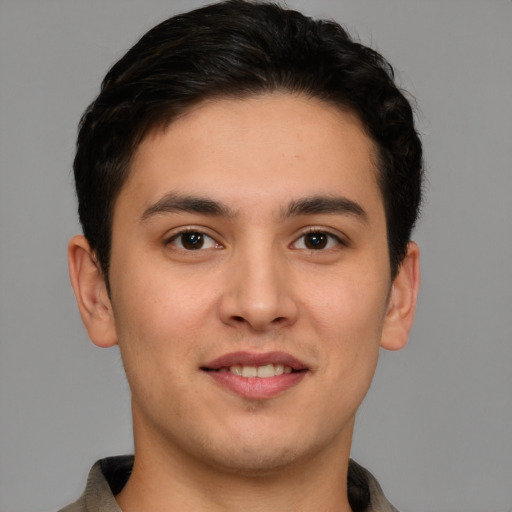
[1,1,511,511]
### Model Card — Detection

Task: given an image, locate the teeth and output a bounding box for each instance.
[230,365,243,376]
[257,364,274,378]
[242,366,258,378]
[228,364,293,378]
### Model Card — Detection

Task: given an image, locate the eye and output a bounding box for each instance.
[292,231,342,250]
[167,230,220,250]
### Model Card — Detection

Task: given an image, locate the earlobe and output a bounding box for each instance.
[68,235,118,348]
[380,242,421,351]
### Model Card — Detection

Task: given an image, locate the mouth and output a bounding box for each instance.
[210,363,296,378]
[201,351,308,399]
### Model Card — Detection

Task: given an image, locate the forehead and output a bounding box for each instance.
[118,93,383,220]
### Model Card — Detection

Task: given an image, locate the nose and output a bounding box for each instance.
[219,245,299,332]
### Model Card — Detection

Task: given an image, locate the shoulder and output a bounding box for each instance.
[58,499,84,512]
[58,456,133,512]
[348,459,400,512]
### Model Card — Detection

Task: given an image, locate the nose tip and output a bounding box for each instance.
[227,306,295,332]
[219,262,298,332]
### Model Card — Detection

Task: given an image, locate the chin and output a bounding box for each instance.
[204,443,304,476]
[192,425,332,477]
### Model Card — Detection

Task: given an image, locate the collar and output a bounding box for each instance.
[61,455,399,512]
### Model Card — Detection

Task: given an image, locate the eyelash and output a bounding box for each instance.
[292,228,346,251]
[165,227,347,251]
[165,228,221,251]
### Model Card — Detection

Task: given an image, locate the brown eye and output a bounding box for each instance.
[180,232,204,250]
[292,231,342,251]
[168,231,218,250]
[304,232,328,250]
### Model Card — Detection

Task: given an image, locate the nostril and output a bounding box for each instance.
[230,315,285,326]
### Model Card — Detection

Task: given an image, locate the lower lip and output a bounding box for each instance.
[206,371,307,399]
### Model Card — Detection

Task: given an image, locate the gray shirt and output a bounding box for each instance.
[59,456,399,512]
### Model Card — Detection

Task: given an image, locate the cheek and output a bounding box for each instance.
[113,256,217,337]
[110,264,225,398]
[111,280,203,411]
[302,267,389,385]
[304,266,389,334]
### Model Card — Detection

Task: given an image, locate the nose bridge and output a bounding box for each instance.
[220,236,297,331]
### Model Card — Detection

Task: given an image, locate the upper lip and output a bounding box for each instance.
[202,351,308,371]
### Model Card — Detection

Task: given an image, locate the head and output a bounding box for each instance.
[73,0,422,287]
[69,0,423,492]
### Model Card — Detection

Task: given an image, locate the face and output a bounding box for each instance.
[78,93,417,475]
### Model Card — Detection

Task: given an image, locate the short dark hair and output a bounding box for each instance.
[74,0,423,283]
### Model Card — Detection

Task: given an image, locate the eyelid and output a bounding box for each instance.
[164,227,223,250]
[291,227,348,250]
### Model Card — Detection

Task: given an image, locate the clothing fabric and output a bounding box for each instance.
[59,455,399,512]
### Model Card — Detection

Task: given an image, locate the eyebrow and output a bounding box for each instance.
[141,192,368,224]
[283,195,368,223]
[141,192,236,221]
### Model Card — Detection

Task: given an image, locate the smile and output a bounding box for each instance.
[217,364,293,378]
[202,352,308,399]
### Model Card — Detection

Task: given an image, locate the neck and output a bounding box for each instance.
[116,416,354,512]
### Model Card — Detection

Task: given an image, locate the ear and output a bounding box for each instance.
[68,235,118,348]
[380,241,421,351]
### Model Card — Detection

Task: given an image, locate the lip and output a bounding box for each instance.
[201,351,308,400]
[203,351,307,371]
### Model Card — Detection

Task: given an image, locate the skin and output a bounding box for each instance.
[69,93,420,512]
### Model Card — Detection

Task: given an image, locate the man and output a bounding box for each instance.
[64,1,422,511]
